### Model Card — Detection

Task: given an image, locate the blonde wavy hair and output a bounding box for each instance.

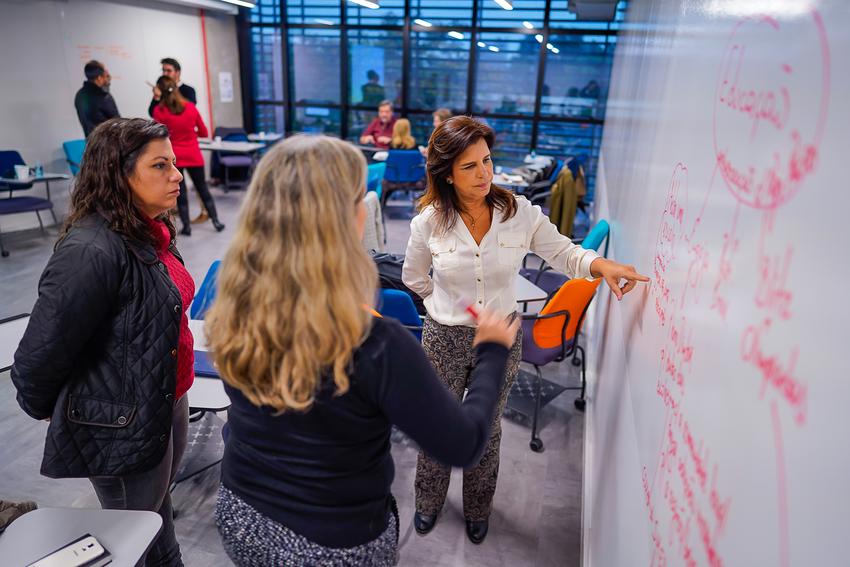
[206,135,377,412]
[391,118,416,149]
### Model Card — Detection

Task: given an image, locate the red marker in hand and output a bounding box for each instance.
[456,297,480,321]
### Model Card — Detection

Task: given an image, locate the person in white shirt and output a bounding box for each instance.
[402,116,648,544]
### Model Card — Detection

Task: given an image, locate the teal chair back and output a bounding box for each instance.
[367,162,386,201]
[63,139,86,176]
[582,219,610,255]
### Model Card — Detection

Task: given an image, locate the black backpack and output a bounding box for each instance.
[370,252,427,316]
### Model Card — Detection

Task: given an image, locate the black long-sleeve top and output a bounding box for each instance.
[221,316,509,548]
[73,81,120,137]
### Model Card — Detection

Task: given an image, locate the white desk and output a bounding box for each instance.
[247,132,283,143]
[188,318,208,351]
[0,507,162,567]
[493,173,529,191]
[188,377,230,412]
[515,275,548,303]
[197,139,265,153]
[0,314,29,371]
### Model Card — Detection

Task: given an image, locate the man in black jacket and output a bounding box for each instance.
[148,57,196,117]
[73,60,120,137]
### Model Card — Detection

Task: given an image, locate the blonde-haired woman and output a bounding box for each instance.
[207,135,519,566]
[390,118,416,149]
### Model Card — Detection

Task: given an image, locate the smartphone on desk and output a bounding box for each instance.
[27,533,111,567]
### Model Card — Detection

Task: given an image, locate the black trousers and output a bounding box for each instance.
[177,166,219,228]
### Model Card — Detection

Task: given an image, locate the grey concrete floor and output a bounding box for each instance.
[0,186,584,566]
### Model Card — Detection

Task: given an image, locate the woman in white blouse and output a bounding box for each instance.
[402,116,647,544]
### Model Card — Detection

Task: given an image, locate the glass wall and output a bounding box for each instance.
[241,0,628,197]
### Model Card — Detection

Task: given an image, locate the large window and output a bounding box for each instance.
[348,30,403,108]
[474,33,540,116]
[251,27,284,102]
[242,1,628,198]
[542,34,616,120]
[410,32,470,111]
[289,29,340,104]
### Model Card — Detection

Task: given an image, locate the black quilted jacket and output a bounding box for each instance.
[11,213,184,478]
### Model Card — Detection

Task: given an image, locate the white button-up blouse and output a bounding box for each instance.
[402,196,600,327]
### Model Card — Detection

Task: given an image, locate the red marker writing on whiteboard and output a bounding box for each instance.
[455,297,480,321]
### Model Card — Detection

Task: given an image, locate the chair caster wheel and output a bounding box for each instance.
[529,438,544,453]
[574,398,586,411]
[1,251,8,258]
[572,358,581,367]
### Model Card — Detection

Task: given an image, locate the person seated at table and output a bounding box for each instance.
[390,118,416,150]
[11,118,196,566]
[421,108,453,156]
[359,100,396,149]
[152,76,225,235]
[206,134,519,566]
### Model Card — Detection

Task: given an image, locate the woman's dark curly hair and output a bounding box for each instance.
[58,118,175,248]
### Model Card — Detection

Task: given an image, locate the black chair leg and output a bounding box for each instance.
[574,345,587,411]
[530,365,544,452]
[35,211,44,233]
[49,207,58,227]
[0,225,8,257]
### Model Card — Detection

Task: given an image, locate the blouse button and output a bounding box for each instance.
[475,253,480,258]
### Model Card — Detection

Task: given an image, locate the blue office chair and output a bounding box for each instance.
[62,139,86,176]
[519,219,611,303]
[381,150,425,210]
[377,289,423,340]
[190,261,222,320]
[367,162,387,202]
[0,150,57,258]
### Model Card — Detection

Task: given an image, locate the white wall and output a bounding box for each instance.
[586,0,850,566]
[0,0,242,229]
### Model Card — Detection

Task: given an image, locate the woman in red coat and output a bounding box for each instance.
[153,76,225,235]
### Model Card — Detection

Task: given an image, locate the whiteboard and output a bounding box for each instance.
[586,1,850,566]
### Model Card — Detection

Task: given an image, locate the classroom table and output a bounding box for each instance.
[247,132,283,143]
[188,376,230,412]
[0,173,70,200]
[188,318,208,351]
[515,274,548,304]
[493,172,529,191]
[0,507,162,566]
[0,313,28,372]
[197,139,265,153]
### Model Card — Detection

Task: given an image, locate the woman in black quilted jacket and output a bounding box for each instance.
[11,118,196,567]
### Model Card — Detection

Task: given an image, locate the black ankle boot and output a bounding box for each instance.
[212,219,225,232]
[180,225,191,236]
[414,512,437,535]
[465,519,488,544]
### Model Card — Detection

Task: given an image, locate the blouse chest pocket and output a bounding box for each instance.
[428,236,459,270]
[497,231,527,266]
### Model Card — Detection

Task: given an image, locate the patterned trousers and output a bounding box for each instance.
[414,315,522,522]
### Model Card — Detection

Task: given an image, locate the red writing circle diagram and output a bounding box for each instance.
[713,11,830,210]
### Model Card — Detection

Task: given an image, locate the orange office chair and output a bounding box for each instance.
[515,277,602,452]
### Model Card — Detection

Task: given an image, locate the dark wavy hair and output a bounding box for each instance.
[58,118,175,248]
[418,115,517,234]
